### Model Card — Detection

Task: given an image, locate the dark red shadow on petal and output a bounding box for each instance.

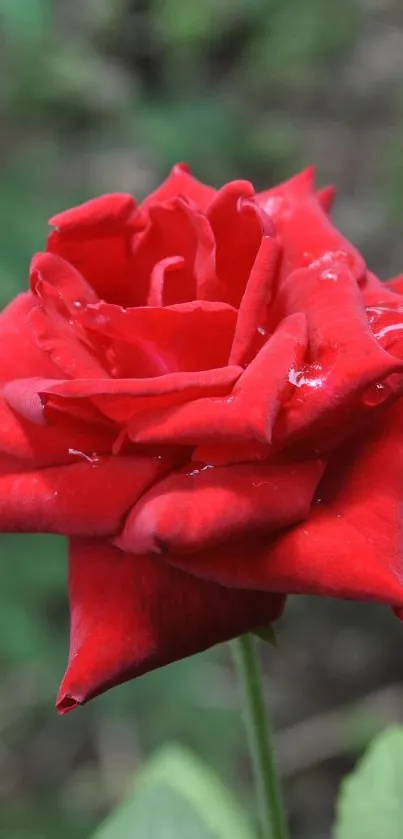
[115,452,325,555]
[0,454,173,535]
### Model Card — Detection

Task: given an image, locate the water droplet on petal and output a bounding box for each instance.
[361,381,390,407]
[366,304,403,349]
[320,269,338,282]
[310,249,351,270]
[288,362,326,390]
[188,464,215,478]
[68,448,100,466]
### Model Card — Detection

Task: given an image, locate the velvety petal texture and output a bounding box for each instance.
[2,163,403,712]
[57,539,285,712]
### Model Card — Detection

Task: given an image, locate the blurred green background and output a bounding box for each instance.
[2,2,403,838]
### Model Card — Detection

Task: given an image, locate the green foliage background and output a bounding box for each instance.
[1,2,403,837]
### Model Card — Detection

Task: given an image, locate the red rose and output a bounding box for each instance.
[2,163,403,712]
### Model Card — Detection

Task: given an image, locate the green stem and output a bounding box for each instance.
[232,634,288,839]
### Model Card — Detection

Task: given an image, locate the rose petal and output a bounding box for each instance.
[0,391,113,467]
[167,400,403,611]
[257,166,316,206]
[207,181,262,306]
[385,274,403,294]
[272,263,403,449]
[79,299,237,377]
[363,275,403,360]
[146,256,185,307]
[126,312,308,446]
[0,293,59,382]
[4,364,242,430]
[30,252,98,307]
[191,440,269,467]
[257,168,365,284]
[28,253,117,380]
[49,193,137,230]
[229,233,280,366]
[361,270,399,302]
[0,454,172,534]
[115,454,325,555]
[47,193,143,307]
[29,305,110,380]
[316,185,336,213]
[56,537,285,712]
[173,198,223,302]
[141,162,216,212]
[132,199,199,304]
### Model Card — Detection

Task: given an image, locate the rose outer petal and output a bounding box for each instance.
[167,400,403,611]
[115,455,325,555]
[4,366,241,427]
[0,455,172,535]
[56,537,285,712]
[0,293,59,382]
[0,392,114,467]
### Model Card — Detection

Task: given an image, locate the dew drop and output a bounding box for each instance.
[188,464,214,478]
[309,249,350,270]
[361,381,390,407]
[288,363,326,390]
[320,269,338,282]
[366,304,403,348]
[68,448,100,466]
